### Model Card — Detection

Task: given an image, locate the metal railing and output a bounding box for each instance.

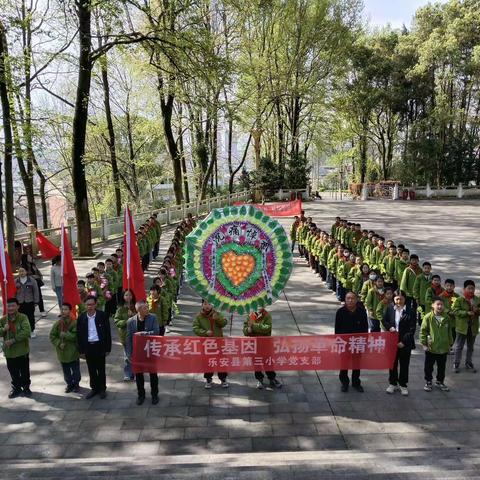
[17,191,250,254]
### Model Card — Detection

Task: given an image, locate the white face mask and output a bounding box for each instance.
[369,274,377,281]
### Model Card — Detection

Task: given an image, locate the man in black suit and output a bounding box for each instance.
[334,291,368,393]
[382,290,416,396]
[77,296,112,399]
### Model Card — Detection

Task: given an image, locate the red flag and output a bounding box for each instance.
[0,222,17,314]
[61,224,81,317]
[122,207,146,301]
[35,230,61,260]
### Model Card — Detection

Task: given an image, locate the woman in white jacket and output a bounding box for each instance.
[50,255,63,308]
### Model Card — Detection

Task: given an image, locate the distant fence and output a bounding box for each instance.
[348,182,480,201]
[16,191,250,254]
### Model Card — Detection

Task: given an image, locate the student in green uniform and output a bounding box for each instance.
[1,298,32,398]
[360,270,378,303]
[77,280,89,316]
[382,245,397,289]
[365,276,386,332]
[439,279,459,352]
[114,289,137,381]
[193,301,228,389]
[400,254,421,315]
[290,216,300,253]
[147,285,166,335]
[376,287,394,328]
[413,261,433,325]
[424,275,444,309]
[243,308,282,390]
[49,303,81,393]
[350,261,369,295]
[370,236,386,270]
[420,297,452,392]
[86,273,105,311]
[452,280,480,373]
[394,249,410,288]
[104,258,119,318]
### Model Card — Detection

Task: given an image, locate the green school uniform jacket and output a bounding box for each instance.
[400,265,421,297]
[413,273,433,308]
[452,295,480,336]
[382,255,396,283]
[348,265,364,294]
[376,299,392,330]
[424,286,445,312]
[49,318,80,363]
[438,291,459,318]
[321,244,333,267]
[420,311,453,354]
[114,305,134,345]
[337,261,354,289]
[290,222,299,242]
[193,311,227,337]
[104,269,119,293]
[360,279,375,303]
[365,288,385,320]
[148,295,167,327]
[394,258,409,284]
[243,312,272,337]
[370,246,385,269]
[0,313,31,358]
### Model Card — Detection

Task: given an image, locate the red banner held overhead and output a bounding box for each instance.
[233,199,302,217]
[131,333,398,374]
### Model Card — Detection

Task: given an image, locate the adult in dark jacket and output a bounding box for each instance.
[382,291,416,396]
[77,296,111,399]
[126,301,160,405]
[334,291,368,392]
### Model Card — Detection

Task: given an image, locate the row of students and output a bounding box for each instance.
[291,213,480,391]
[1,213,191,400]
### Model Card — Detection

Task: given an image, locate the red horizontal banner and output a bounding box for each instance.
[131,333,398,374]
[233,199,302,217]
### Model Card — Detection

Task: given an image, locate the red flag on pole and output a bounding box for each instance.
[122,207,146,301]
[0,222,17,314]
[61,224,81,317]
[35,230,61,260]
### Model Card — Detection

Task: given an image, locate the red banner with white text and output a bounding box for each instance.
[131,333,398,374]
[233,199,302,217]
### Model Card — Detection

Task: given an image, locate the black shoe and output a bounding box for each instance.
[352,385,364,393]
[65,385,74,393]
[99,390,107,399]
[341,384,349,393]
[73,385,80,393]
[23,388,32,397]
[85,390,97,400]
[151,395,159,405]
[136,396,145,406]
[466,362,477,373]
[8,389,22,399]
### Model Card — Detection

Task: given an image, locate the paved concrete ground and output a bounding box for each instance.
[1,199,480,479]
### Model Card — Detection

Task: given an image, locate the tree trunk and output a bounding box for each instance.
[157,71,183,204]
[100,55,122,215]
[212,107,218,190]
[71,0,93,256]
[0,21,15,259]
[19,0,38,227]
[177,104,190,203]
[125,97,139,200]
[229,133,252,194]
[227,115,233,193]
[275,98,285,184]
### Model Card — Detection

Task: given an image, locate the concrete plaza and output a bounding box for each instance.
[1,199,480,479]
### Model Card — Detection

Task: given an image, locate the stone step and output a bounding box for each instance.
[4,448,480,479]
